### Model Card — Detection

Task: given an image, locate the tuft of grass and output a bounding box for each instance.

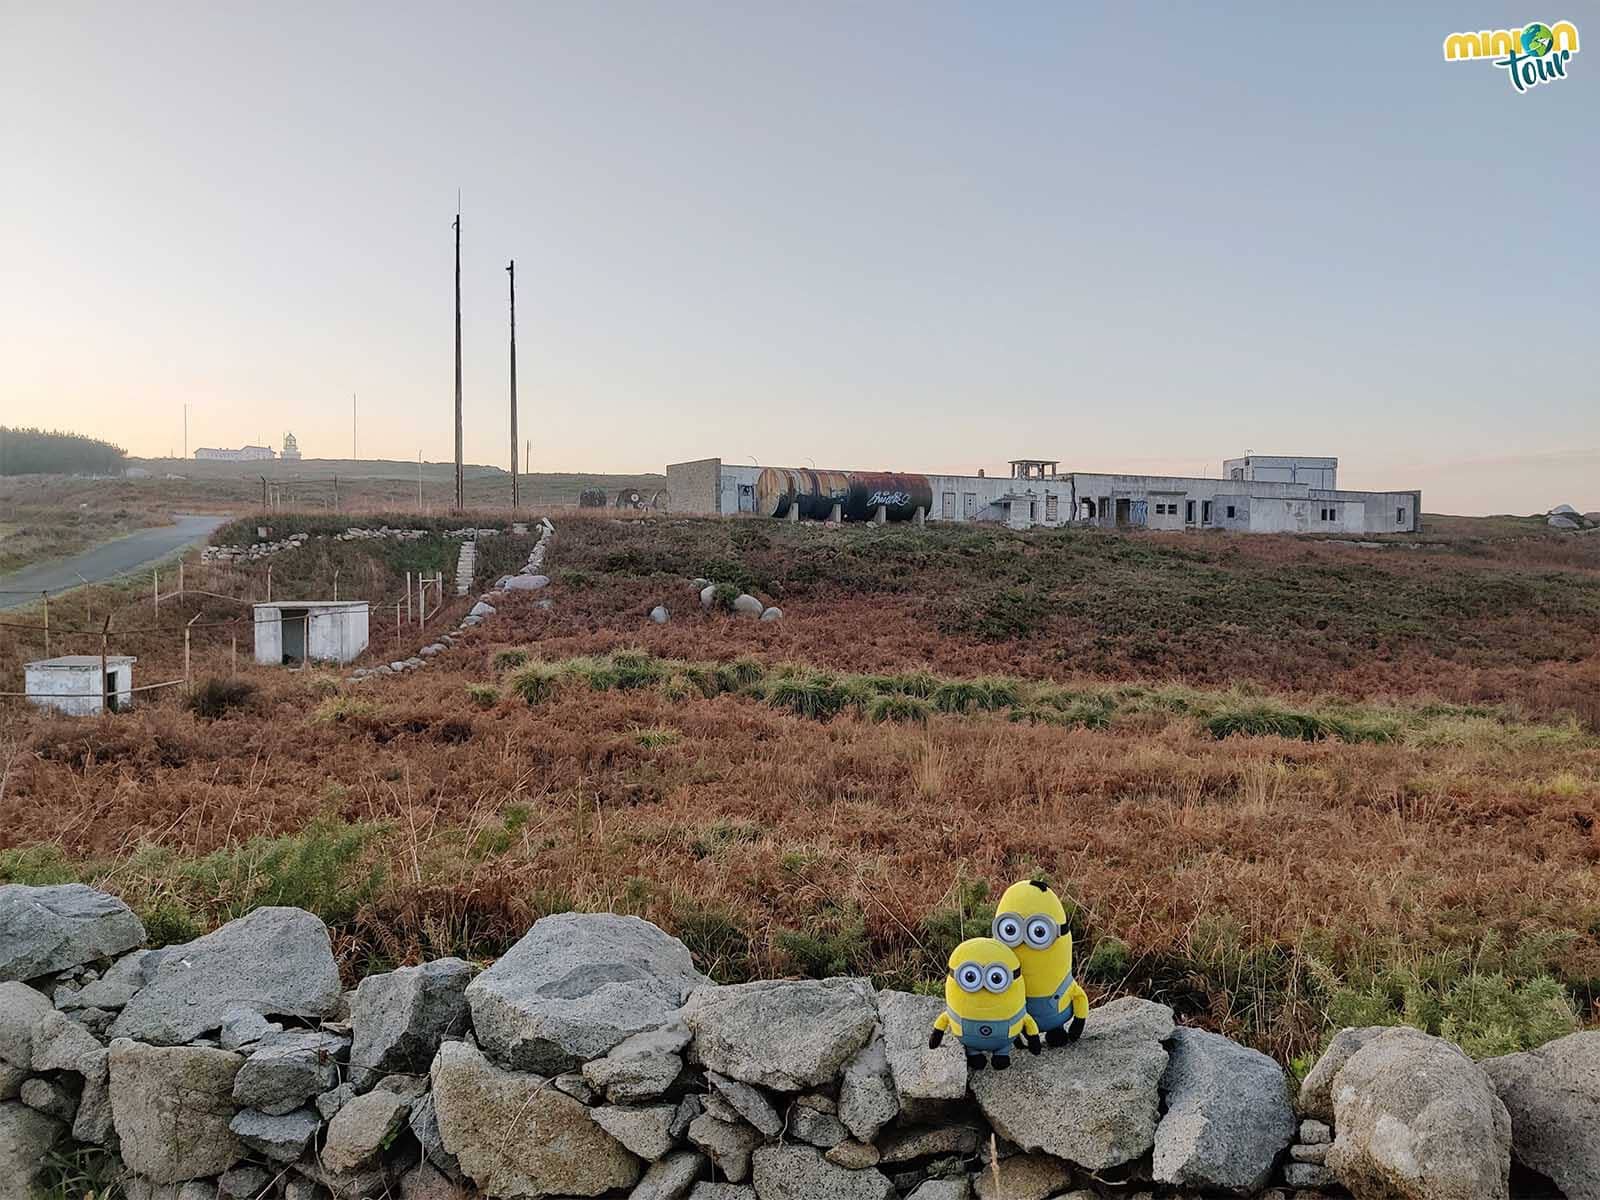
[506,662,563,705]
[671,897,752,982]
[311,696,378,725]
[35,1145,125,1200]
[1206,701,1337,742]
[0,844,81,886]
[635,726,682,749]
[465,683,499,710]
[186,677,258,720]
[868,694,932,724]
[493,648,530,671]
[716,656,767,692]
[171,816,386,925]
[1083,936,1131,982]
[777,905,869,977]
[765,671,854,721]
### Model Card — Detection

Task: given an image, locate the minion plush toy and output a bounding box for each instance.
[992,879,1089,1046]
[927,937,1041,1070]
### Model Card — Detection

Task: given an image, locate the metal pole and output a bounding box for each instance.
[507,258,519,513]
[266,564,272,604]
[42,593,49,657]
[396,602,402,648]
[185,614,199,691]
[417,453,423,508]
[453,207,464,513]
[100,617,109,711]
[417,574,424,629]
[333,570,339,603]
[405,572,412,623]
[333,475,339,512]
[178,558,184,598]
[153,569,159,611]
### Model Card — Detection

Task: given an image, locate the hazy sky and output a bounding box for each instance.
[3,3,1594,513]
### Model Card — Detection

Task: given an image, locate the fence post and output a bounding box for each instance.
[333,570,340,603]
[395,603,402,648]
[231,635,237,676]
[178,558,184,599]
[185,614,199,691]
[405,572,412,623]
[417,574,424,629]
[42,593,50,658]
[100,616,110,713]
[153,569,159,612]
[266,565,272,604]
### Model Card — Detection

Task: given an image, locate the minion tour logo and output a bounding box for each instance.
[1443,20,1580,92]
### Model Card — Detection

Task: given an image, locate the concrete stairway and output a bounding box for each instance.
[454,539,476,596]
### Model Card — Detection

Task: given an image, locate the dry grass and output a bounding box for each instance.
[2,510,1598,1063]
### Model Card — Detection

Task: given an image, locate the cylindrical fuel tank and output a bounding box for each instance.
[755,467,931,521]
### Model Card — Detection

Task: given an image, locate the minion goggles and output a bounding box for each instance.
[949,961,1016,993]
[992,912,1062,950]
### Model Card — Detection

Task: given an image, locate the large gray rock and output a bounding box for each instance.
[731,595,764,618]
[970,1153,1072,1200]
[878,990,965,1103]
[20,1076,77,1122]
[231,1028,346,1114]
[408,1090,463,1177]
[1484,1031,1600,1200]
[788,1094,848,1148]
[592,1102,682,1160]
[227,1106,320,1162]
[707,1072,782,1136]
[467,913,708,1073]
[582,1021,691,1102]
[72,1047,113,1144]
[0,1101,65,1200]
[0,981,54,1066]
[683,977,877,1091]
[110,907,342,1044]
[838,1036,897,1142]
[28,1008,101,1075]
[750,1144,893,1200]
[431,1038,643,1196]
[109,1039,245,1183]
[0,884,146,983]
[970,995,1172,1171]
[1152,1026,1294,1194]
[1326,1026,1510,1200]
[349,957,473,1089]
[690,1187,756,1200]
[324,1089,412,1173]
[1297,1025,1390,1121]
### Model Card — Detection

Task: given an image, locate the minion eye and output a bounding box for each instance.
[956,964,983,992]
[994,916,1022,946]
[984,965,1012,992]
[1025,917,1055,948]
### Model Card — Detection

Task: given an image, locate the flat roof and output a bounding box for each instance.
[252,600,369,609]
[27,656,136,668]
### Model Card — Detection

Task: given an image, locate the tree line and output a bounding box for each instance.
[0,426,127,476]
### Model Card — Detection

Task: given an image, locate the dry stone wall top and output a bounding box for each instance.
[0,882,1594,1200]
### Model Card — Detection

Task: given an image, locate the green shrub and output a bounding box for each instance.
[672,898,752,982]
[176,817,385,925]
[465,683,499,710]
[776,905,869,977]
[507,662,563,705]
[765,672,853,720]
[635,726,681,749]
[1205,702,1335,742]
[493,648,529,671]
[559,569,596,589]
[609,650,667,690]
[710,583,741,613]
[1083,936,1131,982]
[311,696,377,725]
[186,677,258,720]
[0,844,79,886]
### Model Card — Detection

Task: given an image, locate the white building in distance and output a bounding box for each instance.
[195,445,276,462]
[25,655,135,716]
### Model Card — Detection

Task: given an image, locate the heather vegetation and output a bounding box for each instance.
[2,510,1598,1067]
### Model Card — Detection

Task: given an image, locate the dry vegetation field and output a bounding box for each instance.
[3,510,1598,1072]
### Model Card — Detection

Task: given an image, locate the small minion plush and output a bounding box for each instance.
[992,879,1089,1046]
[928,936,1040,1070]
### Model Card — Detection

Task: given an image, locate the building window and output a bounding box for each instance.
[1319,506,1337,521]
[1045,494,1059,522]
[1185,500,1195,524]
[1396,507,1404,524]
[1202,501,1212,523]
[942,492,955,518]
[1226,505,1236,519]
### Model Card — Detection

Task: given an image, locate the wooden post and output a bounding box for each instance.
[405,572,412,623]
[266,565,272,603]
[231,635,237,676]
[178,558,184,599]
[153,569,159,611]
[42,593,50,658]
[185,614,199,690]
[396,602,402,648]
[100,616,110,712]
[507,258,519,513]
[333,474,339,512]
[417,574,424,629]
[453,207,464,512]
[333,570,340,602]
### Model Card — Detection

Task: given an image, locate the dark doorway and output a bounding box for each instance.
[104,672,120,713]
[282,608,308,664]
[1115,498,1132,527]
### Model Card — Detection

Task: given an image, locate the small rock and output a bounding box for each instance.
[0,1103,65,1198]
[399,1161,474,1200]
[759,607,782,622]
[731,594,763,617]
[877,1124,981,1163]
[0,980,56,1065]
[686,1113,764,1183]
[839,1035,898,1143]
[789,1095,849,1148]
[218,1007,279,1050]
[1298,1118,1332,1144]
[592,1102,682,1160]
[707,1072,782,1136]
[20,1076,78,1122]
[554,1071,598,1104]
[469,601,495,618]
[633,1149,705,1200]
[751,1144,894,1200]
[29,1007,104,1072]
[1290,1143,1329,1163]
[231,1028,346,1115]
[407,1090,462,1178]
[72,1046,113,1144]
[216,1165,271,1200]
[650,606,670,624]
[323,1089,411,1173]
[825,1140,880,1168]
[700,585,716,610]
[689,1187,755,1200]
[317,1081,356,1120]
[970,1153,1072,1200]
[67,949,151,1010]
[582,1022,692,1103]
[907,1182,971,1200]
[502,575,549,591]
[227,1106,321,1163]
[178,1181,219,1200]
[1282,1160,1334,1188]
[349,956,474,1090]
[1296,1026,1388,1122]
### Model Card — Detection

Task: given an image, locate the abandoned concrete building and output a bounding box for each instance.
[253,600,369,665]
[665,454,1421,534]
[25,655,135,716]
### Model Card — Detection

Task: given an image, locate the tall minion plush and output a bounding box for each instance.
[928,936,1040,1071]
[992,879,1089,1046]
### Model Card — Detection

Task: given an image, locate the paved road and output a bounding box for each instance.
[0,513,229,610]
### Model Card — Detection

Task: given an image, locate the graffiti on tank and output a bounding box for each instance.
[866,491,912,508]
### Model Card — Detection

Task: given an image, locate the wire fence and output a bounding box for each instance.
[3,550,462,711]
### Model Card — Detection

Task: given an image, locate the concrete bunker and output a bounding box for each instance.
[253,600,369,666]
[25,655,136,717]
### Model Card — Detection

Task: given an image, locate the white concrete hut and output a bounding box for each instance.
[253,600,369,666]
[25,655,135,716]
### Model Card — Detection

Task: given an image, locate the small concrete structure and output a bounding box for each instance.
[25,655,135,716]
[253,601,369,666]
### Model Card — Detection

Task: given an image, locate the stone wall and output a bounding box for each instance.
[1,884,1594,1200]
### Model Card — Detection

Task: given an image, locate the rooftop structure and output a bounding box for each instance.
[282,432,302,461]
[195,445,276,462]
[25,655,136,717]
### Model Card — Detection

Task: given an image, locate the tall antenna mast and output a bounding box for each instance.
[507,259,519,513]
[453,199,464,512]
[352,392,357,460]
[183,404,188,460]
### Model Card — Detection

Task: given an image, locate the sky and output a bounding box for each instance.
[2,2,1595,515]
